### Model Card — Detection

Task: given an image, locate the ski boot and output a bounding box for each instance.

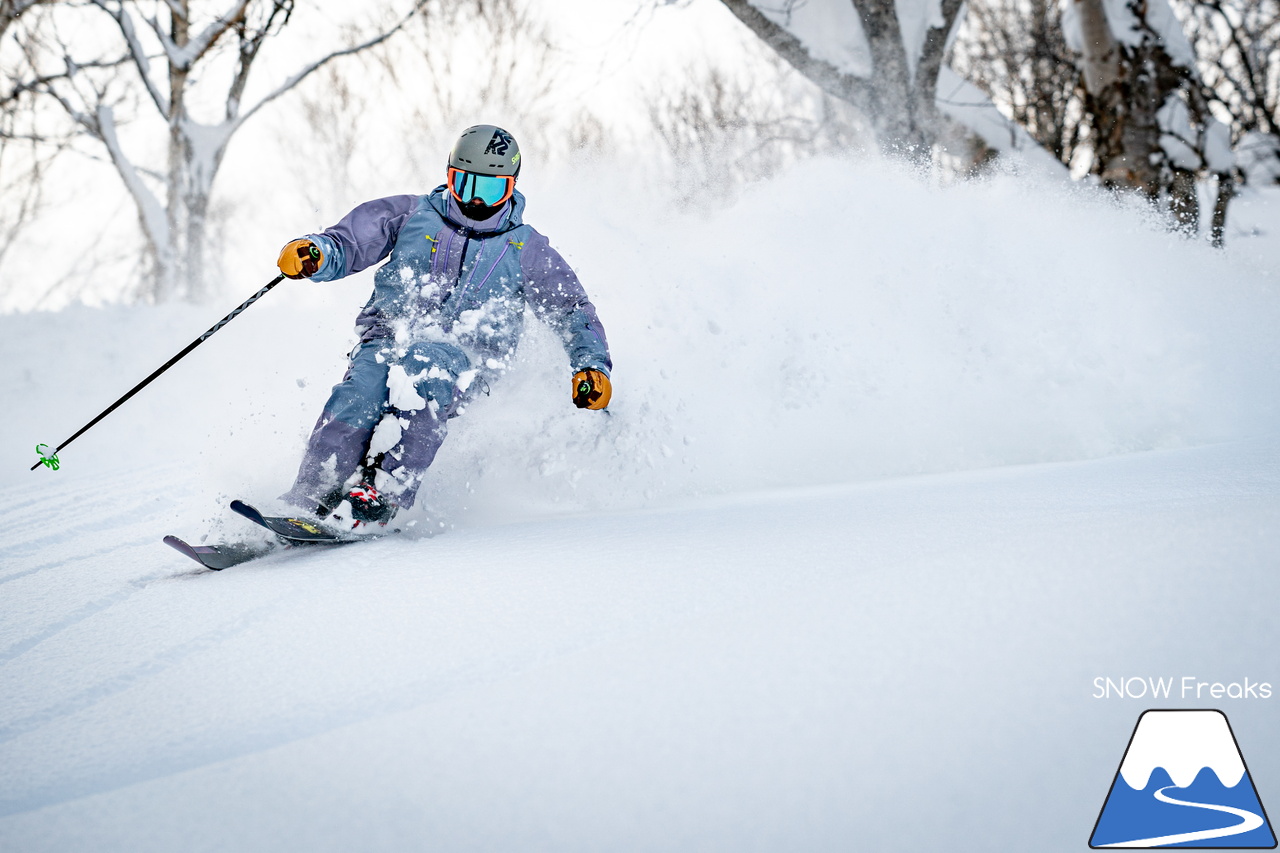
[318,479,398,533]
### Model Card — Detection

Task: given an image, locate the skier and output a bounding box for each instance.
[274,125,612,530]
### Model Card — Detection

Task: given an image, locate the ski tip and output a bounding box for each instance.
[163,535,225,571]
[164,534,273,570]
[229,499,264,523]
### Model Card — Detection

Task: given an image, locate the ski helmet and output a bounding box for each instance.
[448,125,521,178]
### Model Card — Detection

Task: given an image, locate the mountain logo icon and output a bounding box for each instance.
[1091,709,1276,848]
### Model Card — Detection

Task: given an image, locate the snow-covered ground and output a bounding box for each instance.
[3,161,1280,851]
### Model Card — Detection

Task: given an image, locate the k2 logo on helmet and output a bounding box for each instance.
[484,130,512,156]
[1090,710,1276,848]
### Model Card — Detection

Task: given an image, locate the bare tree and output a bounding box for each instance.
[0,88,67,270]
[714,0,965,157]
[649,56,867,203]
[392,0,607,178]
[1065,0,1234,234]
[287,61,368,214]
[949,0,1087,170]
[1165,0,1280,243]
[0,0,67,266]
[269,0,613,234]
[0,0,50,41]
[3,1,424,302]
[1178,0,1280,138]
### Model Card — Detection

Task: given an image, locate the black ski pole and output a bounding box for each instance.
[30,273,287,471]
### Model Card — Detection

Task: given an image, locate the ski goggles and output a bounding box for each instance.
[448,167,515,208]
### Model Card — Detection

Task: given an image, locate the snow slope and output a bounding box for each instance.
[2,161,1280,851]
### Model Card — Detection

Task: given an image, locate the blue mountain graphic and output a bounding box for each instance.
[1091,766,1276,848]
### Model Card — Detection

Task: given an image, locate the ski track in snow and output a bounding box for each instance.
[0,585,145,666]
[0,528,736,818]
[0,599,286,749]
[1,442,1279,847]
[0,536,157,586]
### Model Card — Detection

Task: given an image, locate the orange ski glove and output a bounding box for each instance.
[572,370,611,410]
[277,238,323,279]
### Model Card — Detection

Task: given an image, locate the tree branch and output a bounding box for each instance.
[233,0,426,130]
[142,0,251,70]
[715,0,873,115]
[913,0,966,120]
[1,55,131,109]
[89,0,169,116]
[94,103,169,260]
[226,0,291,120]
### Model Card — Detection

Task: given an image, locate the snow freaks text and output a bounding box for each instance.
[1093,677,1273,700]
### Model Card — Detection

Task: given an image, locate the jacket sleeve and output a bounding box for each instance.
[305,195,421,282]
[522,229,612,375]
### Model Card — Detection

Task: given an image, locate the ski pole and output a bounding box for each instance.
[30,273,287,471]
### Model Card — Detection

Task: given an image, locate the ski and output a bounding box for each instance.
[229,499,385,543]
[163,535,276,570]
[164,501,387,571]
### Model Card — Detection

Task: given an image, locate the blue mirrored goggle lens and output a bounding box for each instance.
[451,171,511,206]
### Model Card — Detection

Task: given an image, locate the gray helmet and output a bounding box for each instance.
[448,125,521,178]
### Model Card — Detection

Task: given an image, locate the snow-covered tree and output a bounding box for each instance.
[2,1,421,302]
[949,0,1086,169]
[1179,0,1280,142]
[1062,0,1233,234]
[703,0,1250,241]
[714,0,966,156]
[0,0,55,40]
[1178,0,1280,217]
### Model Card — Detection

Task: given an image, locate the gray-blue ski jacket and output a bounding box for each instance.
[305,188,611,376]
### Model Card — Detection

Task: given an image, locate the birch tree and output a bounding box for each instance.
[714,0,966,156]
[1062,0,1235,235]
[4,1,422,302]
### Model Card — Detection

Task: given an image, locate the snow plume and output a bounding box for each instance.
[423,159,1280,522]
[6,159,1280,527]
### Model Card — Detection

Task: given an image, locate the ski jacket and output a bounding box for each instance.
[304,188,611,376]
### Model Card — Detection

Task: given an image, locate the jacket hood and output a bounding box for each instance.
[429,186,527,233]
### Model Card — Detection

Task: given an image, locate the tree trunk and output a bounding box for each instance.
[166,2,191,301]
[1210,171,1235,248]
[1169,167,1199,232]
[1071,0,1203,228]
[716,0,963,157]
[912,0,965,153]
[852,0,921,152]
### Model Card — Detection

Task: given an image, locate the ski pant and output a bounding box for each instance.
[282,338,473,511]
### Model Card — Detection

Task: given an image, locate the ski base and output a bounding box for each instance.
[163,535,275,570]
